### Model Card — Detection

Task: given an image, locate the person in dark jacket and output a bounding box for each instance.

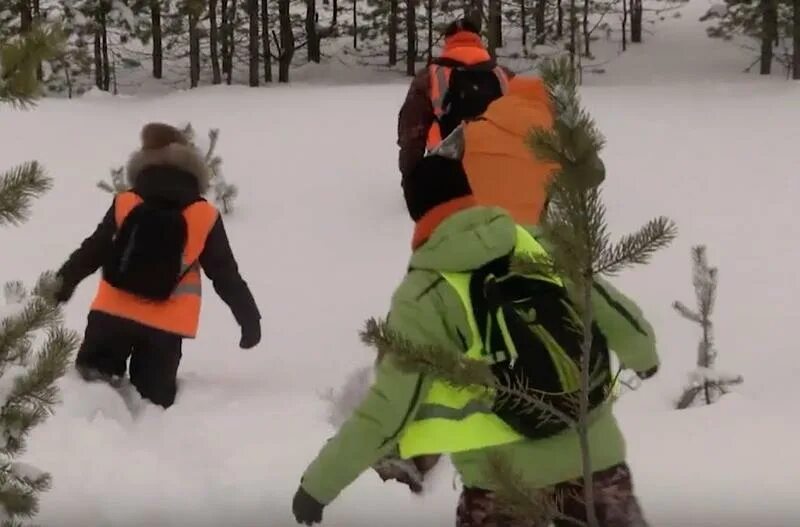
[397,18,514,180]
[55,122,261,408]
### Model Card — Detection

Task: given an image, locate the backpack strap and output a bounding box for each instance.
[429,64,451,119]
[492,66,510,94]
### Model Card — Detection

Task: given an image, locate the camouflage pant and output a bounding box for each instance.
[456,463,648,527]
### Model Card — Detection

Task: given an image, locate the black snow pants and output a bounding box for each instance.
[76,311,183,408]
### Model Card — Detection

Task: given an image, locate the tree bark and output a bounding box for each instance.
[631,0,642,43]
[583,0,591,56]
[20,0,32,32]
[794,0,800,79]
[333,0,338,25]
[151,0,164,79]
[101,9,110,91]
[760,0,776,75]
[210,0,222,83]
[227,0,238,84]
[353,0,358,49]
[262,0,273,81]
[557,0,564,38]
[534,0,546,44]
[189,8,201,87]
[521,0,527,48]
[94,29,102,88]
[389,0,398,65]
[278,0,294,82]
[406,0,417,76]
[569,0,577,67]
[488,0,501,57]
[622,0,628,51]
[426,0,433,63]
[307,0,321,62]
[221,0,231,81]
[249,0,260,85]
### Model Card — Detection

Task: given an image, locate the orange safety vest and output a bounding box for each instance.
[91,191,219,338]
[426,32,510,150]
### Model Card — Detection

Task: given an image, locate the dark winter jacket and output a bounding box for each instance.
[56,138,261,336]
[397,41,514,179]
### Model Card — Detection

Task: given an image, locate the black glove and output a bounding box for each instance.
[637,365,658,380]
[239,321,261,349]
[292,486,324,525]
[53,276,75,304]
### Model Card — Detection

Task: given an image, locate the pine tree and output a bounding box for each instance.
[0,26,80,525]
[674,246,742,410]
[360,57,677,527]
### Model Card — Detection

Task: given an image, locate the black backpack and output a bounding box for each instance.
[102,198,192,302]
[468,254,613,439]
[436,61,505,141]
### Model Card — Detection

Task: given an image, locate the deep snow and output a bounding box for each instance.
[1,0,799,525]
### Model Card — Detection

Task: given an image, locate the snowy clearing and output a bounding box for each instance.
[1,0,799,525]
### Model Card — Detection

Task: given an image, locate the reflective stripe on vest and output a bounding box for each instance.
[398,226,559,459]
[426,64,510,151]
[91,191,219,338]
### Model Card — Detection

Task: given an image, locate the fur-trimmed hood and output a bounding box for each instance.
[126,123,211,194]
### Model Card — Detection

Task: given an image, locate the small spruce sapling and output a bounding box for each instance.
[97,123,239,214]
[1,24,80,525]
[674,246,742,410]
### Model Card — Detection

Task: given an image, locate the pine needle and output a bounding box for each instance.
[0,163,52,227]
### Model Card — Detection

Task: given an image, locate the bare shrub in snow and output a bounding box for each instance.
[674,246,742,410]
[97,123,239,214]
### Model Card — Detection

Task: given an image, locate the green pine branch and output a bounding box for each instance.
[0,163,52,227]
[593,217,679,276]
[0,24,65,108]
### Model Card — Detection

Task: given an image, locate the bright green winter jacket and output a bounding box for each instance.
[301,206,659,505]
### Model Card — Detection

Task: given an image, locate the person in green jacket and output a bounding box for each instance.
[292,155,659,527]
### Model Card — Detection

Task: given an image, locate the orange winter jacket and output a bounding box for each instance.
[461,76,558,225]
[90,191,219,338]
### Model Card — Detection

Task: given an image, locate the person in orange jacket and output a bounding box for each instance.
[431,74,605,225]
[397,18,514,180]
[54,123,261,408]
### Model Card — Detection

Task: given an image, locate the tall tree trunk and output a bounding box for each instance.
[210,0,222,83]
[535,0,546,44]
[278,0,294,82]
[227,0,238,84]
[557,0,564,38]
[389,0,398,65]
[262,0,273,82]
[631,0,642,43]
[333,0,338,25]
[94,29,102,88]
[496,1,503,47]
[189,8,201,87]
[307,0,320,62]
[569,0,577,67]
[521,0,527,49]
[151,0,164,78]
[221,0,231,80]
[426,0,433,64]
[101,9,110,91]
[622,0,628,51]
[582,0,591,56]
[760,0,777,75]
[353,0,358,49]
[794,0,800,79]
[488,0,501,57]
[469,0,483,27]
[248,0,260,85]
[19,0,32,32]
[406,0,417,76]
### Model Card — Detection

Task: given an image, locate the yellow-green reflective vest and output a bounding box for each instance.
[398,226,563,459]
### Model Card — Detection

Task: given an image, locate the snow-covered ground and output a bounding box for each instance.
[2,0,799,525]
